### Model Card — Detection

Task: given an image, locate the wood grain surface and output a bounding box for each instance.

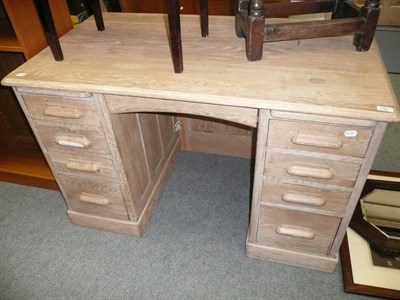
[2,13,399,122]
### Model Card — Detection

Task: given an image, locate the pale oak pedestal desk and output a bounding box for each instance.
[2,13,399,273]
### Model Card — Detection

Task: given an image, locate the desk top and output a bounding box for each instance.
[2,13,399,122]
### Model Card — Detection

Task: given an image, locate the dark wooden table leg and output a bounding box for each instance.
[87,0,105,31]
[167,0,184,73]
[33,0,63,61]
[199,0,208,37]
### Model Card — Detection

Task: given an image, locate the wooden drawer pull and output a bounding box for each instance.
[282,192,326,207]
[287,163,333,179]
[55,135,91,148]
[44,106,83,119]
[65,160,99,173]
[276,225,315,240]
[79,193,110,206]
[291,134,342,149]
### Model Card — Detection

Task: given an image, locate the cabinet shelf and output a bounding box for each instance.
[0,152,58,190]
[0,18,22,52]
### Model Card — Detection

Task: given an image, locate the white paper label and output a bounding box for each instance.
[376,105,394,113]
[344,130,358,137]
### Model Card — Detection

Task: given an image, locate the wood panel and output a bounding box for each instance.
[354,0,400,26]
[158,113,175,150]
[178,115,255,158]
[110,113,151,214]
[0,52,40,154]
[110,112,179,217]
[0,152,57,190]
[119,0,290,15]
[119,0,237,15]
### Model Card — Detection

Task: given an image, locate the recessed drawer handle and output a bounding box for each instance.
[44,106,83,119]
[291,134,342,149]
[287,163,333,179]
[65,160,99,173]
[79,193,110,206]
[276,225,315,240]
[55,135,91,148]
[282,192,326,207]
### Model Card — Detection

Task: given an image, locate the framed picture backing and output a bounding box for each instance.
[340,171,400,299]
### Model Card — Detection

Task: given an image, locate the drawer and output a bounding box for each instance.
[261,181,351,215]
[267,119,373,157]
[48,151,117,178]
[58,173,129,220]
[23,94,101,127]
[35,124,110,155]
[257,206,340,255]
[264,152,361,188]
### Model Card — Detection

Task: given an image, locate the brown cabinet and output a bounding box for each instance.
[119,0,238,15]
[0,0,72,189]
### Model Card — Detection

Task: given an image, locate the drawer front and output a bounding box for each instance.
[23,94,101,127]
[48,151,117,179]
[267,119,373,157]
[35,124,109,155]
[257,206,340,255]
[264,152,361,188]
[58,173,129,220]
[261,181,351,214]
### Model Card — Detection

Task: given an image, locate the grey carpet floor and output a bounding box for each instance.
[1,151,382,300]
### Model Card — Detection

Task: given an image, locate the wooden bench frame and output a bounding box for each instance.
[235,0,381,61]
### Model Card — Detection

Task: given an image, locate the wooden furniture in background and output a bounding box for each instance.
[119,0,236,16]
[3,14,398,272]
[235,0,381,61]
[357,0,400,26]
[0,0,73,189]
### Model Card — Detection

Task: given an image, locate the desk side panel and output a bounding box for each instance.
[109,111,180,220]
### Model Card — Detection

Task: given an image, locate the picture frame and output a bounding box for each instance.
[340,171,400,299]
[350,171,400,255]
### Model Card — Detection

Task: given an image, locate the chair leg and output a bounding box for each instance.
[167,0,184,73]
[87,0,105,31]
[235,0,250,38]
[199,0,208,37]
[33,0,63,61]
[331,0,345,19]
[246,0,265,61]
[353,0,381,51]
